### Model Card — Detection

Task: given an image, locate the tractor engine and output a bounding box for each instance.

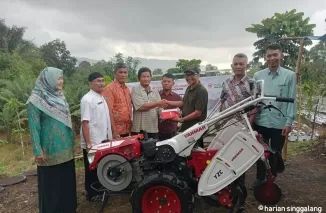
[87,134,161,192]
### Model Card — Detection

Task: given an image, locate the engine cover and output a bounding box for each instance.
[97,154,133,192]
[198,131,264,196]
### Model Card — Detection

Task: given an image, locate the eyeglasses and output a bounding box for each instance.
[92,79,105,83]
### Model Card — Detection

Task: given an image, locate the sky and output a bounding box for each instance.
[0,0,326,69]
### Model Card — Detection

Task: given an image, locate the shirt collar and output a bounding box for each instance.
[267,67,281,75]
[160,90,173,96]
[139,84,153,92]
[89,89,103,98]
[188,81,202,90]
[230,75,248,85]
[113,79,127,88]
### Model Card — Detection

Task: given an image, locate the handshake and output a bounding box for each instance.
[155,99,171,108]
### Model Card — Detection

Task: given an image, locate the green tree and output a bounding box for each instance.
[300,41,326,139]
[247,60,263,77]
[0,19,34,54]
[40,39,77,77]
[104,75,112,85]
[245,9,316,70]
[108,53,141,82]
[301,41,326,84]
[309,41,326,61]
[176,59,201,71]
[0,52,46,80]
[78,60,91,70]
[91,60,108,75]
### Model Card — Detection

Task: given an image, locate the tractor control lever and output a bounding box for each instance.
[262,104,286,117]
[245,102,285,118]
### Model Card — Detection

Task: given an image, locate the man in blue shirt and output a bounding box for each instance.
[251,44,297,189]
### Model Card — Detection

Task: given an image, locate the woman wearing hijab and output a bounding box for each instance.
[26,67,77,213]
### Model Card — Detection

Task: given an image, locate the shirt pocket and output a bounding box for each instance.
[91,102,106,128]
[113,103,129,120]
[186,95,194,105]
[277,84,287,97]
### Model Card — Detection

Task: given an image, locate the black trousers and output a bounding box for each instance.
[83,149,101,198]
[37,159,77,213]
[237,173,247,206]
[158,131,176,141]
[253,124,286,180]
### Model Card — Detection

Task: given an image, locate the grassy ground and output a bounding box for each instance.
[0,143,85,178]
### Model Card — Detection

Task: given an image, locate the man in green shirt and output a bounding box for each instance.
[163,66,208,147]
[251,44,297,188]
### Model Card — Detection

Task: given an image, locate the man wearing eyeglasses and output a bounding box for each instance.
[80,72,115,201]
[163,66,208,148]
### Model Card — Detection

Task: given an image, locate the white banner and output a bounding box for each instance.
[126,75,231,116]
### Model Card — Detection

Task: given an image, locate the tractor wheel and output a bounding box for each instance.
[97,154,133,192]
[254,182,282,205]
[130,171,194,213]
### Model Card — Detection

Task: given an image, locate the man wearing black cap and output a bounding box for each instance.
[80,72,115,201]
[163,66,208,147]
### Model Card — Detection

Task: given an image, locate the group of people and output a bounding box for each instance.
[26,43,296,213]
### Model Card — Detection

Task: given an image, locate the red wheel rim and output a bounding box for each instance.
[141,185,181,213]
[255,183,281,204]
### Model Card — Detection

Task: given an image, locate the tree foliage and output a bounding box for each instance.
[0,19,34,54]
[176,59,201,71]
[247,60,263,77]
[246,9,316,70]
[0,19,145,140]
[301,41,326,84]
[40,39,77,77]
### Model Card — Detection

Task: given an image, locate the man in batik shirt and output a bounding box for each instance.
[103,63,132,137]
[219,53,256,213]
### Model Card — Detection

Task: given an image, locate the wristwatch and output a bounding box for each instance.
[87,144,92,149]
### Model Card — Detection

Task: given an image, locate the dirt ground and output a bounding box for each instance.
[1,144,326,213]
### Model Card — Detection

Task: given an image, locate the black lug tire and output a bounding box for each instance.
[130,171,195,213]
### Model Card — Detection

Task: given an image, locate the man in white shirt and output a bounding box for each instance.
[80,72,114,201]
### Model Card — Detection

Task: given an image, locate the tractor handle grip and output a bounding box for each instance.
[276,97,294,103]
[264,95,294,103]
